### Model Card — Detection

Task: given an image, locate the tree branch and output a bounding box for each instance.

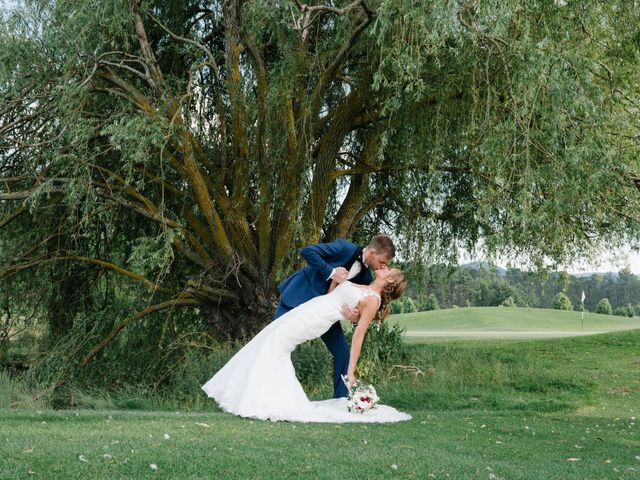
[223,1,250,221]
[0,186,66,200]
[244,36,271,274]
[0,205,28,228]
[130,0,164,92]
[272,97,304,274]
[0,255,172,294]
[329,133,379,239]
[79,296,201,368]
[310,1,373,117]
[304,90,365,241]
[149,13,223,80]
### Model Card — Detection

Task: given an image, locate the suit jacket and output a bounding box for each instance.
[277,239,373,309]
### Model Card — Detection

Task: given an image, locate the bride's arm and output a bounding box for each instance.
[346,297,379,386]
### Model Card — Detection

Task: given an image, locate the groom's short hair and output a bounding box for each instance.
[368,235,395,259]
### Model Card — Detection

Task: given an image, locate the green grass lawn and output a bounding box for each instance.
[1,407,637,479]
[389,307,640,341]
[1,329,639,479]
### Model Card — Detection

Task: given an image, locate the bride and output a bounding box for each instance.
[202,267,411,423]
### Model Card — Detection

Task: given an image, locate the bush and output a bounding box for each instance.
[294,321,408,394]
[423,293,439,311]
[344,321,407,383]
[291,338,332,394]
[595,298,612,315]
[613,304,634,317]
[501,296,517,308]
[0,371,48,409]
[552,292,573,311]
[390,298,404,314]
[403,297,418,313]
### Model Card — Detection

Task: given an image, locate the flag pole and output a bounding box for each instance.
[580,290,585,332]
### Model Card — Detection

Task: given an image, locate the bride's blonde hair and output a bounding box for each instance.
[376,269,407,323]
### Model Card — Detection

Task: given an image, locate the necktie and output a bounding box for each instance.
[348,260,362,279]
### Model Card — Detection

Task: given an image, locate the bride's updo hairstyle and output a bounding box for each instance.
[376,269,407,323]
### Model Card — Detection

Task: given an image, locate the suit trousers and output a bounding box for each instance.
[274,299,349,398]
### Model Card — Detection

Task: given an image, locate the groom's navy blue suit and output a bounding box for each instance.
[274,239,372,398]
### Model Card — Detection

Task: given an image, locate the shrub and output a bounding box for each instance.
[613,304,634,317]
[294,321,408,393]
[595,298,612,315]
[423,293,439,311]
[501,296,517,308]
[390,298,404,314]
[552,292,573,311]
[292,339,332,392]
[345,321,407,383]
[403,297,418,313]
[0,371,48,409]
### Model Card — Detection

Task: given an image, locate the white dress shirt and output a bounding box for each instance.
[329,248,368,281]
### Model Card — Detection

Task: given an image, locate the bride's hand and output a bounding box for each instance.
[347,371,356,388]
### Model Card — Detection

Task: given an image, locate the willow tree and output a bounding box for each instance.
[1,1,639,367]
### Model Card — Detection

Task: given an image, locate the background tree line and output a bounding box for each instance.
[393,264,640,318]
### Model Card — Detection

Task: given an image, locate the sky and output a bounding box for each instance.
[460,246,640,275]
[559,248,640,275]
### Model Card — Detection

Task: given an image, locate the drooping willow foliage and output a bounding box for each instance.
[1,0,639,376]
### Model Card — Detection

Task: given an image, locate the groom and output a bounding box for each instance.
[274,235,396,398]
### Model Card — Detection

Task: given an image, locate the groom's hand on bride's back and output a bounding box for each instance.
[341,304,361,327]
[330,267,349,283]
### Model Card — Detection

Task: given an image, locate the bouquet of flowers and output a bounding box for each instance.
[342,376,380,413]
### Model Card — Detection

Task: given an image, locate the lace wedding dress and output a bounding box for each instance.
[202,281,411,423]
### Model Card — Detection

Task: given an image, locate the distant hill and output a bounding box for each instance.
[460,262,507,276]
[460,262,636,279]
[571,271,620,278]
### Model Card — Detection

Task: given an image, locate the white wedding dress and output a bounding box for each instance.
[202,281,411,423]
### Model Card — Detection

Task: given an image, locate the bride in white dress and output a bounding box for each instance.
[202,268,411,423]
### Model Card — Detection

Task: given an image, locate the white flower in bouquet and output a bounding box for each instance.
[342,376,380,413]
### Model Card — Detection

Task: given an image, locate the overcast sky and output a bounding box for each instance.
[561,248,640,275]
[461,246,640,275]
